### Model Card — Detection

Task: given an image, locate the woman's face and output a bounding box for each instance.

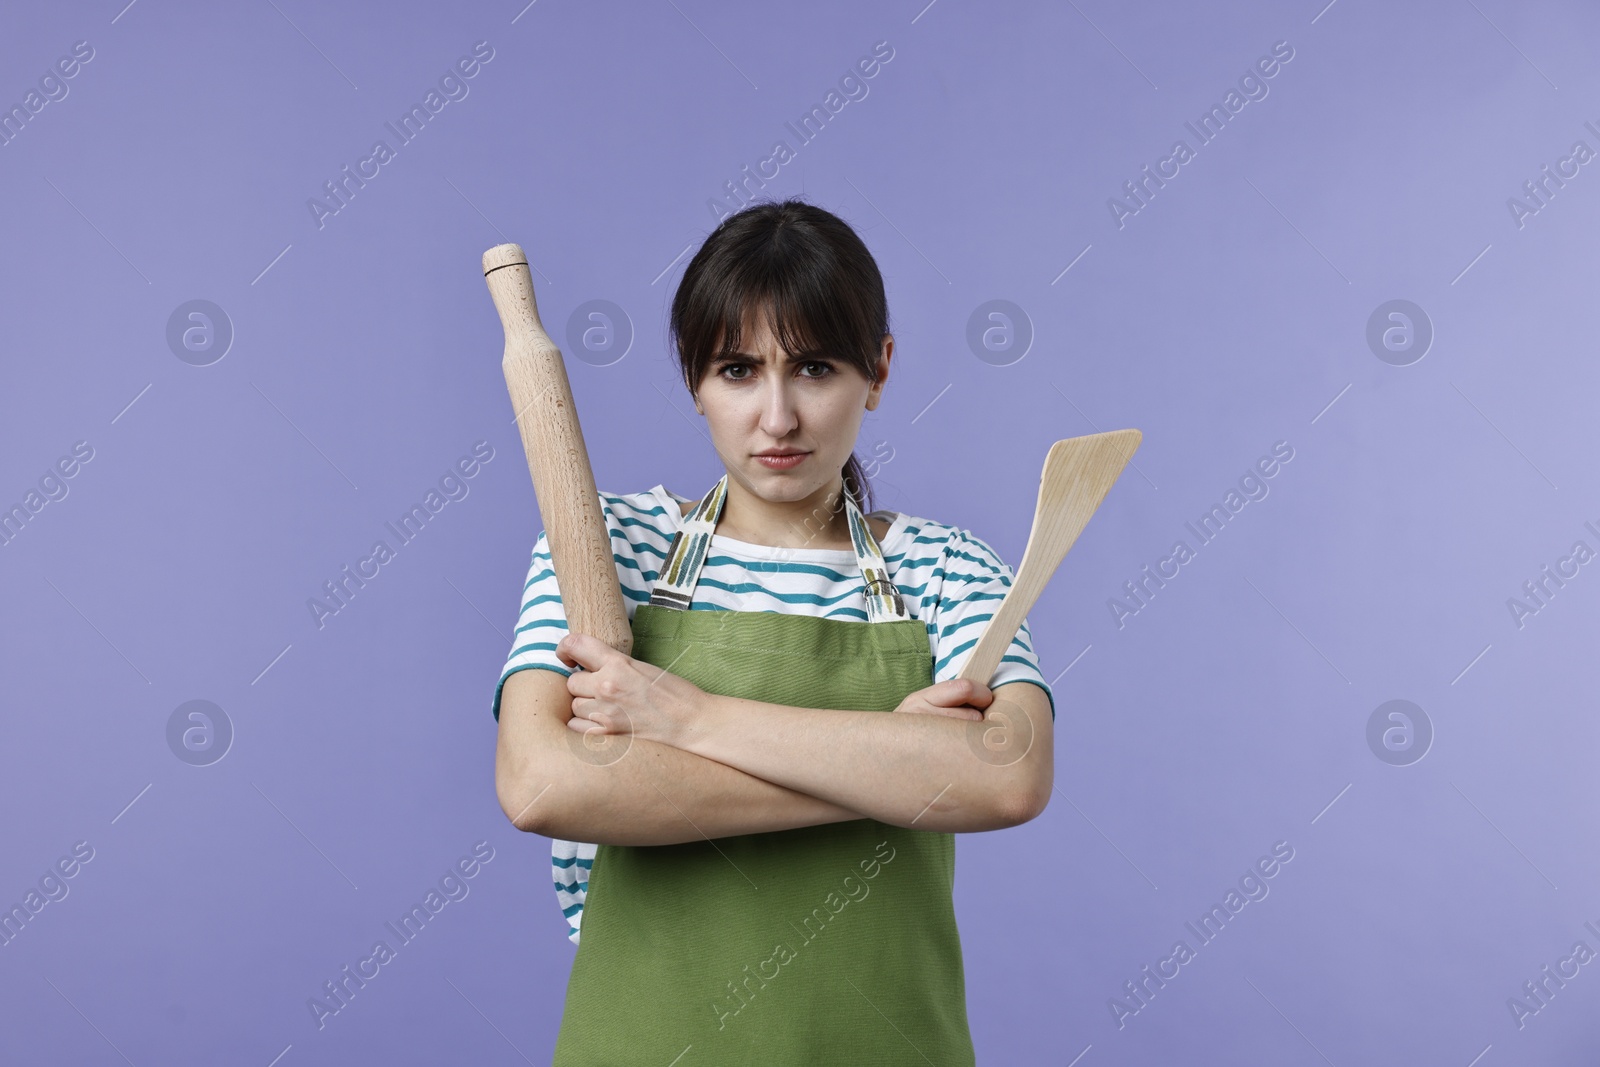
[694,311,891,508]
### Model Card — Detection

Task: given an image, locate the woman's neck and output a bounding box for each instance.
[715,475,854,550]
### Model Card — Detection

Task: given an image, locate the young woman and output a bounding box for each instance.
[492,199,1055,1065]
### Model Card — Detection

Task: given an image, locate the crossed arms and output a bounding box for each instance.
[493,649,1054,846]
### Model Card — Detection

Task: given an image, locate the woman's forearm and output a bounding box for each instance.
[519,739,866,846]
[665,685,1053,833]
[496,673,866,845]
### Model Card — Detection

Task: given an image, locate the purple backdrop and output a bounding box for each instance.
[2,0,1597,1063]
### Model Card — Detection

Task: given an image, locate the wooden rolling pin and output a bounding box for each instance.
[483,242,632,657]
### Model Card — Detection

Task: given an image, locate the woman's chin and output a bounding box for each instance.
[744,465,825,500]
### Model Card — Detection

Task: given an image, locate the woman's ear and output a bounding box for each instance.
[864,335,893,411]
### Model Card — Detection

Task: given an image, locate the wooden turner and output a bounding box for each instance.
[958,429,1142,688]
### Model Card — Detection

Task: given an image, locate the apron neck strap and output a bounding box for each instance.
[648,472,909,622]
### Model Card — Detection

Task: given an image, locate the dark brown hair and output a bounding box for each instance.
[669,198,889,515]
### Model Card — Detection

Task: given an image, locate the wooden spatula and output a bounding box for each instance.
[958,429,1142,688]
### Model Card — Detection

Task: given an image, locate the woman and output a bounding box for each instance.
[492,199,1056,1065]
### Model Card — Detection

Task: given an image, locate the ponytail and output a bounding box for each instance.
[841,453,874,515]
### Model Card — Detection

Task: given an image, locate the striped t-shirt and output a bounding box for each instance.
[491,483,1055,943]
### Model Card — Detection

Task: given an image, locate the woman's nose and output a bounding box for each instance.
[759,380,800,435]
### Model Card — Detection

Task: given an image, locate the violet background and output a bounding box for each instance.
[2,0,1598,1063]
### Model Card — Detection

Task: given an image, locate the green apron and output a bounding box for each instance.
[552,475,975,1065]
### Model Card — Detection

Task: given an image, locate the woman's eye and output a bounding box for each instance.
[717,361,832,381]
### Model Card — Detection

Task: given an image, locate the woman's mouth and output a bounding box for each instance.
[755,452,808,470]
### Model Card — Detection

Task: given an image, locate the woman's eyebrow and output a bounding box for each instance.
[721,349,828,362]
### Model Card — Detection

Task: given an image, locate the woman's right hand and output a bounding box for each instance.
[893,678,994,721]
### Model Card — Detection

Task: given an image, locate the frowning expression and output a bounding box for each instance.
[694,310,891,506]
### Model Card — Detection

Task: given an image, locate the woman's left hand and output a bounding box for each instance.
[555,632,705,747]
